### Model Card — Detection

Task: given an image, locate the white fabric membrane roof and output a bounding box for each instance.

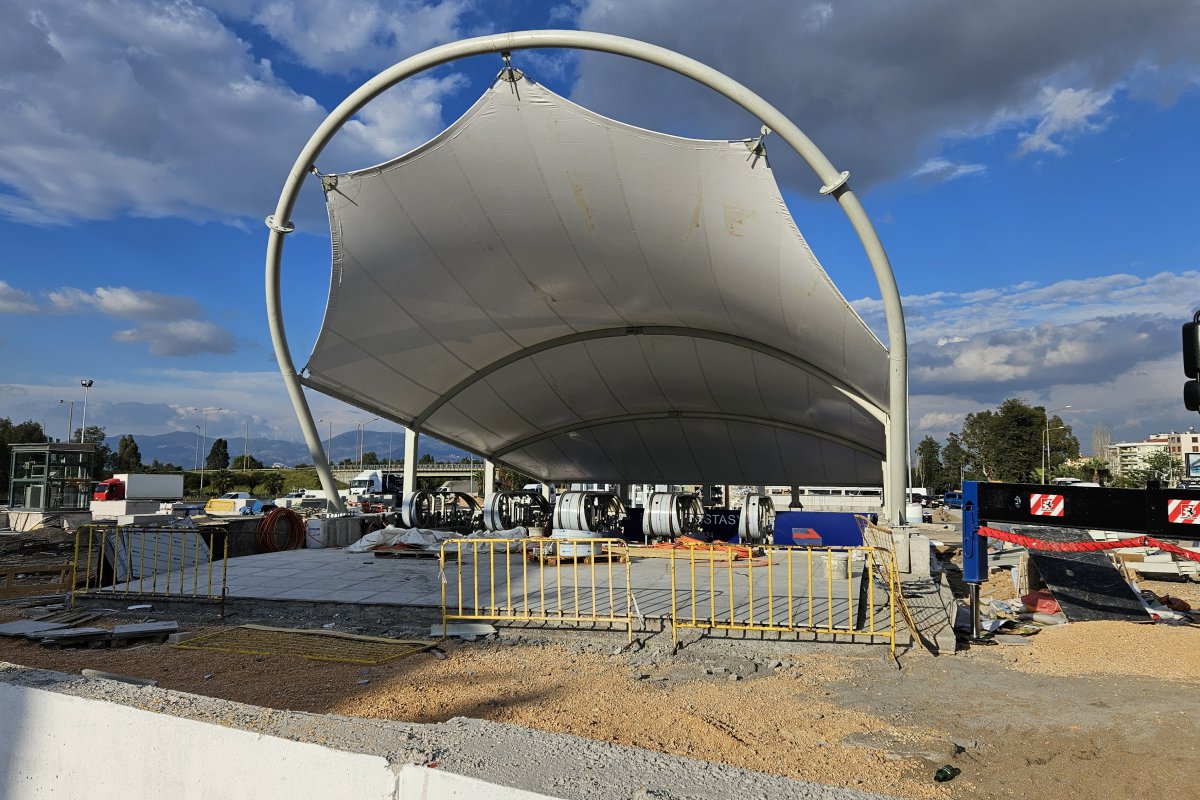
[304,76,888,485]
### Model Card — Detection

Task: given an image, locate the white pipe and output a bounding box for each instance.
[265,29,908,524]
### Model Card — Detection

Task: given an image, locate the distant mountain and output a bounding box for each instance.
[104,430,468,469]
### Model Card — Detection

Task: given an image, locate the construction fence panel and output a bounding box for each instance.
[669,545,900,657]
[71,524,229,604]
[440,538,634,640]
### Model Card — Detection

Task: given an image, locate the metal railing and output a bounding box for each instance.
[71,524,229,605]
[669,544,900,657]
[440,537,634,640]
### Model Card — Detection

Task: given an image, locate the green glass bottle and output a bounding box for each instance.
[934,765,961,783]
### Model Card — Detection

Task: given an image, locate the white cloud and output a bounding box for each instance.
[210,0,469,75]
[570,0,1200,189]
[850,270,1200,444]
[0,1,469,227]
[113,320,237,356]
[46,286,200,320]
[1016,87,1114,156]
[0,281,38,313]
[910,157,986,182]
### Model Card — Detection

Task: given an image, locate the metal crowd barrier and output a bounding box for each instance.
[440,537,634,640]
[668,544,900,657]
[71,524,229,605]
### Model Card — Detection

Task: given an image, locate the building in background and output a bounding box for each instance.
[1106,432,1173,477]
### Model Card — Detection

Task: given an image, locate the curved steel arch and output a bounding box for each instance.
[266,29,908,521]
[492,411,886,463]
[410,325,887,431]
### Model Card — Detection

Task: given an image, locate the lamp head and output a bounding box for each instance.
[81,379,94,388]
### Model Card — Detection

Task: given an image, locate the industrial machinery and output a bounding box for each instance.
[643,491,704,542]
[400,490,480,532]
[482,490,551,532]
[737,493,776,544]
[552,490,627,535]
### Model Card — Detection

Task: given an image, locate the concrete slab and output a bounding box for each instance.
[0,621,69,638]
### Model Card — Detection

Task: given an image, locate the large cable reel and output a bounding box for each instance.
[643,492,704,542]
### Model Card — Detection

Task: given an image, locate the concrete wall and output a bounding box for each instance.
[0,678,558,800]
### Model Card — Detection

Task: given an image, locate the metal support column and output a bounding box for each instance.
[483,459,495,497]
[403,427,418,498]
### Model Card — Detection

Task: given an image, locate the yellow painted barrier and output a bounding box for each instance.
[669,544,900,658]
[440,537,634,640]
[71,524,229,605]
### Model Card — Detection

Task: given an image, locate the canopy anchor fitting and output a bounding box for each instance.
[310,165,357,206]
[496,51,524,99]
[745,125,771,168]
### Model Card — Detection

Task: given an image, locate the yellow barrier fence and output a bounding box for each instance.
[440,537,634,640]
[669,544,901,658]
[71,524,229,605]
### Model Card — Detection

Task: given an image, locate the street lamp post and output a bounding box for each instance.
[1043,405,1072,482]
[1044,426,1067,481]
[194,425,201,470]
[197,407,222,496]
[318,418,334,464]
[355,418,379,469]
[58,400,74,443]
[79,379,94,442]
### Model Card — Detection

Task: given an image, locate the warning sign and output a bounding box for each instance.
[1167,499,1200,524]
[1030,493,1065,517]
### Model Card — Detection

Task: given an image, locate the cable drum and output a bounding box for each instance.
[644,492,704,542]
[482,490,551,532]
[737,493,776,544]
[553,491,627,534]
[401,490,480,531]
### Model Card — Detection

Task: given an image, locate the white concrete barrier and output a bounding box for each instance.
[0,679,559,800]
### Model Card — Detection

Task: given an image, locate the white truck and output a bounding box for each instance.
[348,470,403,498]
[90,472,187,520]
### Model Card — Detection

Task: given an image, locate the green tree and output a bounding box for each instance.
[361,451,379,466]
[260,471,285,498]
[1045,414,1081,479]
[418,453,435,464]
[206,438,230,470]
[232,454,263,470]
[961,398,1067,482]
[939,433,967,490]
[1138,449,1184,486]
[207,469,234,495]
[1071,457,1110,485]
[913,436,942,492]
[116,435,142,472]
[76,425,113,480]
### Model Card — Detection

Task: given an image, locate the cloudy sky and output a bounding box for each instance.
[1,0,1198,456]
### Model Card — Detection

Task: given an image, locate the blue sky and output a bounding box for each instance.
[2,0,1199,458]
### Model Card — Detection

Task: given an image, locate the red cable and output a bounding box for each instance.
[256,506,306,552]
[978,525,1200,564]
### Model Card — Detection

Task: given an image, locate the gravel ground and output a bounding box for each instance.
[2,597,1197,800]
[1,662,895,800]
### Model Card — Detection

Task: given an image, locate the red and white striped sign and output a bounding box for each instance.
[1030,493,1064,517]
[1168,499,1200,524]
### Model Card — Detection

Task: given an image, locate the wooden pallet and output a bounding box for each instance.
[0,563,71,600]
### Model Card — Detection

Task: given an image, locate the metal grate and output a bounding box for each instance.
[171,624,435,665]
